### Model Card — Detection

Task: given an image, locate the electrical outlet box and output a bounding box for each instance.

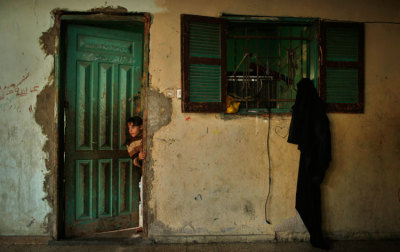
[177,89,182,99]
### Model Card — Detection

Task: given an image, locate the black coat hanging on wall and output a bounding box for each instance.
[288,78,331,248]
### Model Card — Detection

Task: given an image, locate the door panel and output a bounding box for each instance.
[65,24,142,237]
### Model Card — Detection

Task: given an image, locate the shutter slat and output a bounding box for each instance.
[326,26,359,62]
[326,68,358,103]
[189,21,221,58]
[189,64,221,102]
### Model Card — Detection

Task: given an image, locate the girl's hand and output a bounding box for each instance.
[139,152,146,160]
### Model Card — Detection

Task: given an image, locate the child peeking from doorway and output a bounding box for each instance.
[127,116,145,233]
[127,116,146,175]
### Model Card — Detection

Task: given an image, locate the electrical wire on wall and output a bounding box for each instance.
[264,108,272,224]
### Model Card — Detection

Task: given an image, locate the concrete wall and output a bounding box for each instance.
[0,0,399,242]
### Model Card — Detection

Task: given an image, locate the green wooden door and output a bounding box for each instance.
[65,25,142,237]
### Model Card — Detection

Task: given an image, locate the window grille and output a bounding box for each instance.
[226,22,314,113]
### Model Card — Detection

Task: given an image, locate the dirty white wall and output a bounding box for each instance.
[0,0,399,241]
[148,0,400,242]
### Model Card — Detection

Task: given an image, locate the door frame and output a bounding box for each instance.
[55,11,151,240]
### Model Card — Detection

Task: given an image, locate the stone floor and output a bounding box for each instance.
[1,240,400,252]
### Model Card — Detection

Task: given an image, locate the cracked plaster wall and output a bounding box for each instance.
[0,0,400,242]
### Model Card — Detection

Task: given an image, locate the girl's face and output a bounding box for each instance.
[128,122,141,138]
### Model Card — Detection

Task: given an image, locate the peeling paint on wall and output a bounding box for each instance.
[147,88,173,135]
[90,5,128,13]
[144,88,173,230]
[39,10,61,57]
[34,70,57,236]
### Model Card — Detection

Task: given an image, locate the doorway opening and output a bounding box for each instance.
[57,12,150,240]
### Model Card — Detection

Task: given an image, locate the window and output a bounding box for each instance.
[181,14,365,114]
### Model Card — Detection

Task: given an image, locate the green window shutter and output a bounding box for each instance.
[320,22,364,113]
[181,14,227,112]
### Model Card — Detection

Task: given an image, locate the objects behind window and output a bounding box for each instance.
[226,22,315,114]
